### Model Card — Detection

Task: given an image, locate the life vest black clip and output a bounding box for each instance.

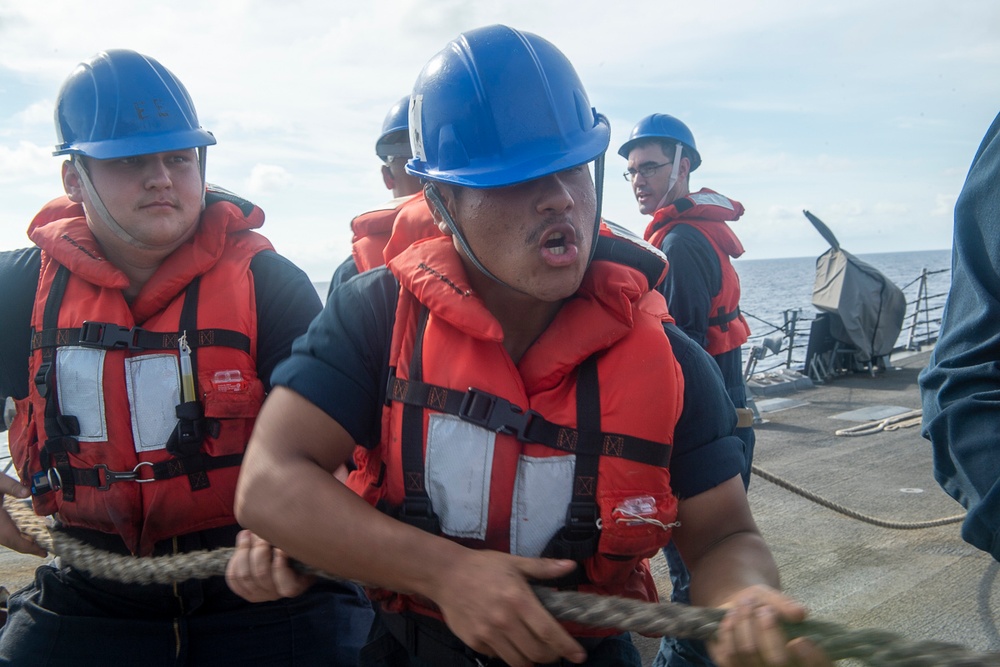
[397,498,441,535]
[78,321,143,350]
[458,388,540,441]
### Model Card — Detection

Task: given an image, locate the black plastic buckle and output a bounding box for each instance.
[78,321,142,349]
[33,361,53,397]
[397,498,441,534]
[565,501,601,537]
[94,462,155,490]
[458,388,539,441]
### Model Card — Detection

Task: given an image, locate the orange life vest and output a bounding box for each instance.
[348,235,683,633]
[9,192,272,555]
[351,192,437,273]
[644,188,751,356]
[381,191,440,265]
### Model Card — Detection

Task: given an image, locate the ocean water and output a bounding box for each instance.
[0,248,953,464]
[736,248,952,370]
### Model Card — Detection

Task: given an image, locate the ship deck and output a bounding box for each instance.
[637,347,998,664]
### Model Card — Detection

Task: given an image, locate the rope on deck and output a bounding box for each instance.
[3,496,997,665]
[834,409,923,437]
[751,464,966,530]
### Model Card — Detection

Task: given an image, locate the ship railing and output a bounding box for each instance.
[742,265,950,383]
[898,267,949,352]
[742,309,812,381]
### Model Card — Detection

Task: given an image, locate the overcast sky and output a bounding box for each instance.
[1,0,997,281]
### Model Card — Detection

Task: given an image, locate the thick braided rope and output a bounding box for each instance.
[5,497,999,665]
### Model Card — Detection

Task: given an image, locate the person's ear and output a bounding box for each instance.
[381,164,395,191]
[62,160,85,203]
[677,156,691,185]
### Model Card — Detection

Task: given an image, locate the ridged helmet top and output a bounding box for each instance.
[53,49,216,159]
[406,24,610,188]
[618,113,701,171]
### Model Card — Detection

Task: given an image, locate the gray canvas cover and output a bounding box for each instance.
[812,248,906,362]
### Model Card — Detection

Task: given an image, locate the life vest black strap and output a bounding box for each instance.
[387,374,671,468]
[32,453,243,494]
[30,323,250,354]
[398,307,441,533]
[33,266,81,499]
[708,305,741,332]
[540,356,601,579]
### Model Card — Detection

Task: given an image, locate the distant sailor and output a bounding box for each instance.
[620,113,755,667]
[328,94,437,293]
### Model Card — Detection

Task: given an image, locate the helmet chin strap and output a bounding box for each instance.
[654,143,685,212]
[424,154,605,298]
[73,148,208,252]
[424,182,525,295]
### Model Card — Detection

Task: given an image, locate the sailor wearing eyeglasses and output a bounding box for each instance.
[620,113,755,667]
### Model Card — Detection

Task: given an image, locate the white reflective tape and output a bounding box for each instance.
[408,95,425,160]
[689,191,735,210]
[124,354,181,452]
[56,347,108,442]
[510,455,575,557]
[425,413,494,540]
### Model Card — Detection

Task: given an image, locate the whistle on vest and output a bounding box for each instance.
[178,332,196,403]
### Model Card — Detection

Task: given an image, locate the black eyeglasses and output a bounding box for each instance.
[623,162,672,181]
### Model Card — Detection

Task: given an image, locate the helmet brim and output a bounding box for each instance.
[54,128,216,159]
[407,117,610,189]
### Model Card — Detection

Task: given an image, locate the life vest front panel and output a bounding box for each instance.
[12,198,271,555]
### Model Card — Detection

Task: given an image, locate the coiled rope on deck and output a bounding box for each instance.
[4,497,998,665]
[834,409,924,437]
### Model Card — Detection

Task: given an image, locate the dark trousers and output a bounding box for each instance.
[360,610,641,667]
[0,560,374,666]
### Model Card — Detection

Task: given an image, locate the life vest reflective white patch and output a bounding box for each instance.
[55,347,108,442]
[123,353,181,452]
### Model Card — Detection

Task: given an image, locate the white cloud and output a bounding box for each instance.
[244,164,293,196]
[0,141,56,183]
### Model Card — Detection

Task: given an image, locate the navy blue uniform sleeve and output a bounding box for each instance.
[0,247,40,406]
[271,268,396,447]
[328,255,359,299]
[919,110,1000,561]
[659,225,721,350]
[249,250,323,390]
[664,322,744,498]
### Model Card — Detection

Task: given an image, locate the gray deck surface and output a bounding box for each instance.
[637,348,999,665]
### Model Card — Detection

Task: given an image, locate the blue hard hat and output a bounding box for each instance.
[406,24,610,188]
[53,49,216,159]
[375,95,412,159]
[618,113,701,171]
